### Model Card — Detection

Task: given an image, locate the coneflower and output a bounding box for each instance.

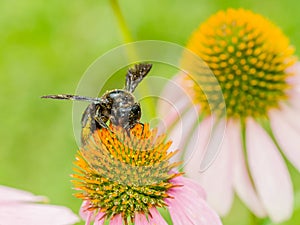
[72,123,222,225]
[158,8,299,223]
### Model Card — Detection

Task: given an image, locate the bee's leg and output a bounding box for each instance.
[81,104,99,144]
[94,116,110,130]
[138,122,145,135]
[93,104,111,131]
[122,122,131,136]
[125,122,144,136]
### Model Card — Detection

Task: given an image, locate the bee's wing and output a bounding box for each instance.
[125,63,152,93]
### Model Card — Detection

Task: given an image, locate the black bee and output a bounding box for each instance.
[42,63,152,144]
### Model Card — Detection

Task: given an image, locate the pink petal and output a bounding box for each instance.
[134,208,167,225]
[199,118,227,171]
[80,201,103,225]
[0,202,79,225]
[134,213,146,225]
[79,201,91,220]
[109,214,122,225]
[186,119,233,216]
[167,106,200,163]
[286,61,300,85]
[148,208,168,225]
[276,103,300,132]
[184,116,214,176]
[84,211,94,225]
[170,175,206,200]
[287,89,300,110]
[286,62,300,95]
[246,118,293,223]
[269,107,300,171]
[157,95,194,133]
[157,74,191,116]
[135,214,149,225]
[0,185,46,203]
[93,211,106,225]
[157,74,196,134]
[232,120,266,217]
[166,177,222,225]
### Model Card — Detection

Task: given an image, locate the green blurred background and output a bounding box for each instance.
[1,0,300,224]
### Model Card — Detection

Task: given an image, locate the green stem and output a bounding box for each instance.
[109,0,156,120]
[109,0,137,61]
[109,0,133,43]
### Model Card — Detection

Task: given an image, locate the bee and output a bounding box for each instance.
[42,63,152,144]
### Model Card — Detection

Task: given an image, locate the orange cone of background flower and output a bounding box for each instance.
[158,8,299,223]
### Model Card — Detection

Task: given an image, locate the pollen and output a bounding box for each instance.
[72,124,182,223]
[184,8,297,119]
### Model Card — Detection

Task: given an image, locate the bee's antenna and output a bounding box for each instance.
[41,94,102,103]
[125,63,152,93]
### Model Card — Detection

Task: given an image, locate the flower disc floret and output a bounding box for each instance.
[72,124,182,223]
[186,8,296,118]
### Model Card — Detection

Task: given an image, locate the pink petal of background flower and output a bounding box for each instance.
[0,185,79,225]
[231,121,266,217]
[246,118,293,223]
[270,108,300,171]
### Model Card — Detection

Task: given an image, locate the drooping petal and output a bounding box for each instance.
[199,118,227,171]
[79,201,102,225]
[157,74,191,118]
[79,201,91,221]
[232,120,266,217]
[167,106,200,163]
[134,213,148,225]
[269,107,300,171]
[84,211,93,225]
[109,214,122,225]
[0,185,46,203]
[158,94,194,133]
[171,176,206,200]
[93,210,106,225]
[148,208,168,225]
[286,61,300,85]
[276,103,300,132]
[134,208,167,225]
[157,73,197,137]
[166,176,222,225]
[186,119,233,216]
[246,118,293,223]
[184,116,214,176]
[0,202,79,225]
[286,89,300,110]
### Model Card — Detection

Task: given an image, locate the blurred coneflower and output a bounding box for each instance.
[0,185,79,225]
[72,123,222,225]
[158,8,299,223]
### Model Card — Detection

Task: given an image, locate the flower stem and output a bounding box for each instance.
[109,0,156,119]
[109,0,137,61]
[109,0,133,43]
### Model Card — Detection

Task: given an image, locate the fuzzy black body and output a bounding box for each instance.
[81,89,141,143]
